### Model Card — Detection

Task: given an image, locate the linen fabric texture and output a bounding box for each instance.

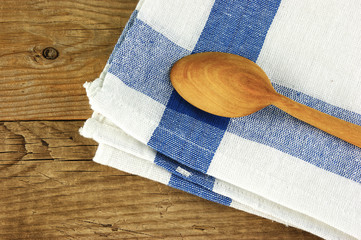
[80,0,361,239]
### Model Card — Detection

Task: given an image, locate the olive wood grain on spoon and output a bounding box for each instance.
[170,52,361,148]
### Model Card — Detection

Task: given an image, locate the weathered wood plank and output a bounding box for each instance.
[0,0,138,120]
[0,121,320,239]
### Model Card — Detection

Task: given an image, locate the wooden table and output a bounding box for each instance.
[0,1,321,239]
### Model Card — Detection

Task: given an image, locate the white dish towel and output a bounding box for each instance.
[80,1,361,239]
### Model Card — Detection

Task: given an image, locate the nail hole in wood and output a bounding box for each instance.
[42,47,59,60]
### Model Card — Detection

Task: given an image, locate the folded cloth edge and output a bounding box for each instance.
[80,113,355,240]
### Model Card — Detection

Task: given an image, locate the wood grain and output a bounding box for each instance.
[0,0,137,120]
[170,52,276,118]
[0,1,321,239]
[0,121,320,239]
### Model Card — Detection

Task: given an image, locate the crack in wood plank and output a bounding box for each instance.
[82,220,156,238]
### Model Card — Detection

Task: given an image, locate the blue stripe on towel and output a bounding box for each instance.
[107,10,139,65]
[193,0,282,61]
[149,107,227,173]
[108,18,190,105]
[149,0,281,173]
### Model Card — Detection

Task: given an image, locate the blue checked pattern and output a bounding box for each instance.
[107,0,361,207]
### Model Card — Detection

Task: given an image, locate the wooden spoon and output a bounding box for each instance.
[170,52,361,148]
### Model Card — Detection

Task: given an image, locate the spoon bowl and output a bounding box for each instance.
[170,52,361,148]
[171,52,278,117]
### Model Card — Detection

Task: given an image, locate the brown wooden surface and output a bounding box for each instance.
[0,1,321,239]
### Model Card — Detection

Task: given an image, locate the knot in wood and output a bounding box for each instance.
[42,47,59,60]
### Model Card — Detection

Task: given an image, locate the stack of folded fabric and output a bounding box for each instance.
[80,0,361,239]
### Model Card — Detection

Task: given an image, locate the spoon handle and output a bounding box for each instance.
[273,95,361,148]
